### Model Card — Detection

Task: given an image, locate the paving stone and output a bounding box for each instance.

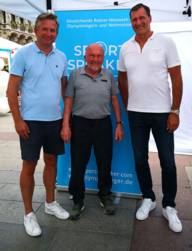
[0,115,192,251]
[185,166,192,190]
[0,201,41,224]
[0,183,45,202]
[0,140,20,159]
[131,218,192,251]
[0,222,56,251]
[49,229,131,251]
[37,201,135,236]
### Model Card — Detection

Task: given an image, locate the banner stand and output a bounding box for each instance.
[56,8,141,197]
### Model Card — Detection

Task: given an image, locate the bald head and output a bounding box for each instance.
[85,43,104,57]
[84,43,104,75]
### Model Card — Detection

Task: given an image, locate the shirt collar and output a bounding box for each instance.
[33,42,55,55]
[131,32,155,43]
[80,67,107,81]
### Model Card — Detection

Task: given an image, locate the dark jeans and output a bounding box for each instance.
[128,111,177,208]
[69,115,113,204]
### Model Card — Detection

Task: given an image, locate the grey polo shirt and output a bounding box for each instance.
[65,67,119,119]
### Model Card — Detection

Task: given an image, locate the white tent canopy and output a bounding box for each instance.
[0,37,22,50]
[0,0,191,22]
[0,0,46,21]
[0,39,21,115]
[53,0,192,22]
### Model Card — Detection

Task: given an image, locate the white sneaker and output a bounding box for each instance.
[162,206,182,233]
[24,212,42,237]
[45,201,70,220]
[136,198,156,220]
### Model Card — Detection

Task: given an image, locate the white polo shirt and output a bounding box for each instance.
[118,33,180,112]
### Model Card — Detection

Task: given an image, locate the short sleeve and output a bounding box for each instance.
[62,53,68,77]
[10,49,25,77]
[117,46,127,72]
[65,70,75,97]
[165,37,180,68]
[110,71,119,96]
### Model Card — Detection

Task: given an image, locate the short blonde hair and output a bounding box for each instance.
[35,12,59,32]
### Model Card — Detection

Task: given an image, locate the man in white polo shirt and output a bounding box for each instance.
[118,3,183,233]
[7,13,69,237]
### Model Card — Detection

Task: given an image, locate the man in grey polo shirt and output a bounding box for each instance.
[61,43,123,220]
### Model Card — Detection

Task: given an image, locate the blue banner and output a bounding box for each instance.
[56,9,141,196]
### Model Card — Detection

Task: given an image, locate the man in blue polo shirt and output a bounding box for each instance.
[7,13,69,237]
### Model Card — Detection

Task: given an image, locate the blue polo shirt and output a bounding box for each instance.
[10,42,67,121]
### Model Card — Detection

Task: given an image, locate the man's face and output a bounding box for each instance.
[130,7,151,36]
[85,45,104,73]
[35,19,57,47]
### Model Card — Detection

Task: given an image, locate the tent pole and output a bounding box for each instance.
[46,0,52,11]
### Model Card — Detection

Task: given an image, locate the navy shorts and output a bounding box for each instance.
[20,119,65,161]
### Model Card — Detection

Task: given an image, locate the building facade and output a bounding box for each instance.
[0,10,35,45]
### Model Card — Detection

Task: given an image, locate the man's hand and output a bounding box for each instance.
[15,119,30,139]
[115,124,124,141]
[60,125,71,143]
[167,113,180,133]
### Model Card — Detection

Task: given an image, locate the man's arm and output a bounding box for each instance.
[167,65,183,132]
[111,95,123,141]
[61,76,68,101]
[169,65,183,110]
[60,97,73,143]
[118,71,128,109]
[7,75,30,139]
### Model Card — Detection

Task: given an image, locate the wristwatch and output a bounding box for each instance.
[116,121,123,125]
[170,109,180,115]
